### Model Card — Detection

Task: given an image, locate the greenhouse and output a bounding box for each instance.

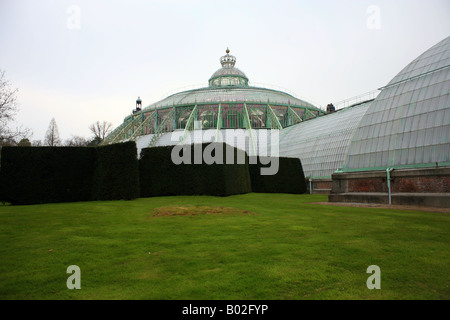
[329,36,450,207]
[275,35,449,183]
[341,36,450,171]
[274,100,373,179]
[102,36,449,205]
[101,48,325,154]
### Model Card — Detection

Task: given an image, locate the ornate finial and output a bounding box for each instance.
[220,48,236,68]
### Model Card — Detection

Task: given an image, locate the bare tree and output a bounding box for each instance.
[0,69,31,144]
[44,118,62,146]
[89,121,113,141]
[65,135,89,147]
[0,70,18,132]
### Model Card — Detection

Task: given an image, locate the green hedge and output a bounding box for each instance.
[93,141,140,201]
[0,142,140,205]
[0,141,307,205]
[249,156,307,194]
[139,143,251,197]
[0,146,96,205]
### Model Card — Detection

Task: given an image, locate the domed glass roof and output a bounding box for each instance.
[342,36,450,170]
[102,48,324,149]
[142,86,316,110]
[276,100,373,178]
[139,48,317,111]
[208,48,249,87]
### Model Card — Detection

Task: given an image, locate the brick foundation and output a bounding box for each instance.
[329,167,450,208]
[307,178,333,194]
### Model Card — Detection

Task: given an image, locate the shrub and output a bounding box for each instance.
[0,146,96,205]
[0,142,140,205]
[93,141,140,201]
[249,156,307,194]
[139,142,251,197]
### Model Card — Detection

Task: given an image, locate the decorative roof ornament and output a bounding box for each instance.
[133,96,142,113]
[220,48,236,69]
[208,48,249,87]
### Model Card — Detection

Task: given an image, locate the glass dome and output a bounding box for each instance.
[102,49,324,150]
[341,36,450,170]
[208,49,249,87]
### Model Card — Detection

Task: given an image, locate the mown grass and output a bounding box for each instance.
[0,193,448,300]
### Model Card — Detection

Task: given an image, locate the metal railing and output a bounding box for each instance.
[333,90,380,110]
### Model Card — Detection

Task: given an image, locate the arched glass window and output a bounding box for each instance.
[221,78,230,86]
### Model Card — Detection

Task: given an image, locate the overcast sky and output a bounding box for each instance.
[1,0,449,142]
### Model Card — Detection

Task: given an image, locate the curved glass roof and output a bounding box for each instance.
[342,36,450,170]
[105,49,324,147]
[138,49,318,112]
[209,67,248,82]
[275,101,372,178]
[141,86,318,111]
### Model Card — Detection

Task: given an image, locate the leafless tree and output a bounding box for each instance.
[89,121,113,141]
[0,69,31,144]
[44,118,62,146]
[0,70,17,132]
[65,135,89,146]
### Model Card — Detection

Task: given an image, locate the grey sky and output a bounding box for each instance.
[1,0,449,141]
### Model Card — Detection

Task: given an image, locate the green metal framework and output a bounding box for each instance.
[148,107,176,147]
[100,115,139,146]
[179,105,198,145]
[288,106,303,125]
[243,103,256,155]
[104,101,325,146]
[267,104,283,130]
[103,49,326,146]
[128,111,157,141]
[215,103,222,142]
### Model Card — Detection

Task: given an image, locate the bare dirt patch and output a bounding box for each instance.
[151,205,254,217]
[311,202,450,213]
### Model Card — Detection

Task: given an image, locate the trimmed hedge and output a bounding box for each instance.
[0,146,96,205]
[139,143,251,197]
[0,142,140,205]
[0,141,307,204]
[249,156,307,194]
[93,142,140,201]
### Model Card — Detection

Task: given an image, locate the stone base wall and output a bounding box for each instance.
[307,178,333,194]
[329,167,450,208]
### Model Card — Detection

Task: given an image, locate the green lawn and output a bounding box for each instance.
[0,193,449,300]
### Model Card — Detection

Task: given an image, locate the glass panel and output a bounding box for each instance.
[277,101,371,177]
[401,132,410,149]
[416,129,425,147]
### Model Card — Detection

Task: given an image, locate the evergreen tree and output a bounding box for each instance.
[44,118,61,146]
